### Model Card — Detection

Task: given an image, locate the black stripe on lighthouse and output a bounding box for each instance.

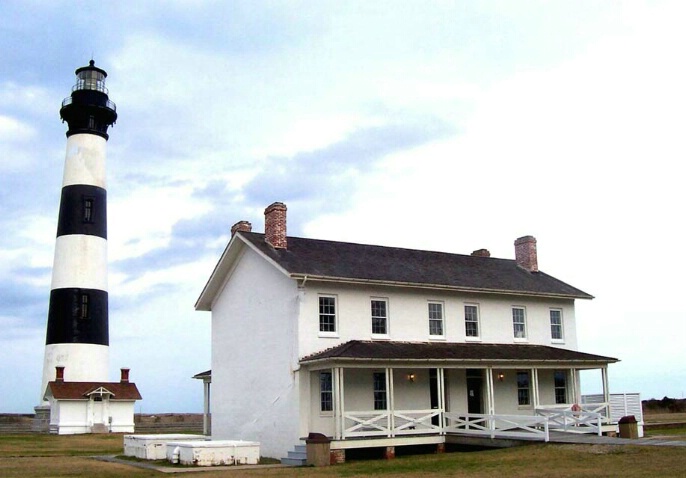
[56,185,107,239]
[46,288,109,345]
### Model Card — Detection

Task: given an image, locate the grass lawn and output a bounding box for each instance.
[1,434,686,477]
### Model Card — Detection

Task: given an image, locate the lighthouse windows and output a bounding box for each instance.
[83,197,94,223]
[80,294,90,320]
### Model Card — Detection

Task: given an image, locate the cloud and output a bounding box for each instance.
[243,117,455,212]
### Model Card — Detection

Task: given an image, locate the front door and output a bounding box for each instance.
[466,369,483,414]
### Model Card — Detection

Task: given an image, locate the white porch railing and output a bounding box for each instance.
[343,411,390,438]
[343,409,442,438]
[443,412,549,441]
[393,409,442,435]
[535,405,606,436]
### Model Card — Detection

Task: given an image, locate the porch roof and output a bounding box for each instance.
[300,340,618,366]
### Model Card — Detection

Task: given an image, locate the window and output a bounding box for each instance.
[465,304,479,338]
[517,371,530,406]
[373,372,387,410]
[320,371,333,412]
[371,299,388,335]
[79,294,89,320]
[319,296,336,333]
[428,302,444,336]
[550,309,563,341]
[83,197,94,223]
[512,307,526,339]
[554,371,567,404]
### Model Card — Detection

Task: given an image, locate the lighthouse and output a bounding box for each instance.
[38,60,117,405]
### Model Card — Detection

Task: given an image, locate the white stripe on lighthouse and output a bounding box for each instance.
[62,134,107,188]
[51,235,108,290]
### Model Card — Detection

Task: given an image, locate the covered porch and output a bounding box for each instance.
[301,341,618,445]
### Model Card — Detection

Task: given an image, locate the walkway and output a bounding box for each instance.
[547,431,686,447]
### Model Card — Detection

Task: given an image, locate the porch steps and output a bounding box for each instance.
[280,444,307,466]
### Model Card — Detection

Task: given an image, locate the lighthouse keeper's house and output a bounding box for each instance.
[196,202,617,461]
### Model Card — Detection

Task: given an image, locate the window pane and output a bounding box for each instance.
[465,305,478,337]
[554,370,567,404]
[320,372,333,411]
[319,297,336,332]
[373,372,387,410]
[550,310,563,340]
[513,308,526,338]
[517,371,530,405]
[371,300,387,335]
[429,303,443,336]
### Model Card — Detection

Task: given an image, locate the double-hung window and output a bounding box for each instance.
[373,372,387,410]
[464,304,479,338]
[320,371,333,412]
[550,309,563,341]
[428,302,444,337]
[512,307,526,339]
[517,371,531,406]
[554,370,567,404]
[319,296,337,334]
[371,299,388,336]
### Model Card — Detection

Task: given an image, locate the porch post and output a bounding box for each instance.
[531,368,540,409]
[601,366,610,403]
[437,368,445,433]
[333,367,345,440]
[485,367,495,415]
[203,379,211,435]
[387,368,394,437]
[570,368,579,404]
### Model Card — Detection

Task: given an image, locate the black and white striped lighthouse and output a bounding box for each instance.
[39,61,117,403]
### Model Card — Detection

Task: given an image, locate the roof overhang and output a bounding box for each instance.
[195,233,291,311]
[289,273,593,300]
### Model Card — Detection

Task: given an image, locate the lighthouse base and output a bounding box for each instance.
[32,405,51,433]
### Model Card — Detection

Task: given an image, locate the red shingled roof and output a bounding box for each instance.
[45,381,142,400]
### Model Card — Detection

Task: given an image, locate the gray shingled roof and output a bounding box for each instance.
[300,340,617,364]
[240,232,593,299]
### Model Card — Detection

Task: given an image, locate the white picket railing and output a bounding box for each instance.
[393,409,442,435]
[343,411,390,438]
[535,406,604,436]
[443,412,549,441]
[343,409,443,438]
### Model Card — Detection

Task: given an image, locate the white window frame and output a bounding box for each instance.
[319,371,333,414]
[554,370,567,404]
[428,301,445,339]
[517,370,531,407]
[373,371,387,410]
[370,298,390,339]
[464,303,480,340]
[550,308,564,343]
[318,295,338,337]
[512,306,527,341]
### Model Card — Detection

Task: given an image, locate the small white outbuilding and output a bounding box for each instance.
[43,366,142,434]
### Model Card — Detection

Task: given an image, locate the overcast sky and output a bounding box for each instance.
[1,1,684,413]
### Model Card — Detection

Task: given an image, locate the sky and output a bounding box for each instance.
[1,0,685,414]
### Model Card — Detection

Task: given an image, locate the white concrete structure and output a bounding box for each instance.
[166,440,260,466]
[196,203,618,461]
[124,434,206,460]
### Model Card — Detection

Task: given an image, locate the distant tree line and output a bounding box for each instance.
[642,397,686,413]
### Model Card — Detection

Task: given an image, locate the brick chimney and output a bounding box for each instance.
[55,366,65,382]
[514,235,538,272]
[231,220,252,237]
[471,249,491,257]
[264,202,287,249]
[120,368,130,383]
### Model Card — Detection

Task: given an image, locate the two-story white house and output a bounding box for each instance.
[196,202,617,461]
